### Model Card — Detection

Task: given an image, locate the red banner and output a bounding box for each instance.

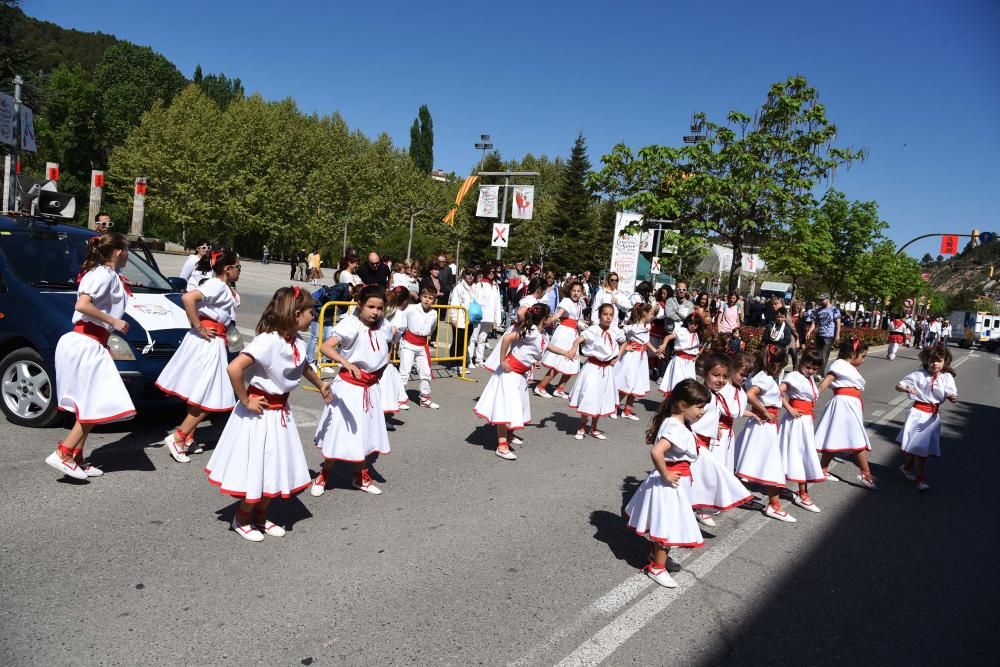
[940,235,959,255]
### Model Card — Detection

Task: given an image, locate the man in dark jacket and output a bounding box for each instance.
[358,251,390,287]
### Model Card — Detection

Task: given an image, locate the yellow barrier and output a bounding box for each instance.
[313,301,476,383]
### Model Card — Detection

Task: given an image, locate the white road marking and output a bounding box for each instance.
[542,380,921,666]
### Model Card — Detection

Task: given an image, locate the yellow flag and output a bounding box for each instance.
[443,175,480,226]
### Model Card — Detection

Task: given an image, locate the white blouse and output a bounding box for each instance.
[827,358,866,391]
[655,418,698,463]
[332,315,389,372]
[898,369,957,404]
[750,371,782,408]
[580,324,625,362]
[74,266,127,330]
[195,277,239,326]
[242,332,307,394]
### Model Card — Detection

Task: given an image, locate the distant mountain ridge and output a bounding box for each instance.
[3,5,120,77]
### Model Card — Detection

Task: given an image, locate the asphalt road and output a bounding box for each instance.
[1,256,996,666]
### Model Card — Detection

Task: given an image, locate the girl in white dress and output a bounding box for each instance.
[896,344,959,491]
[734,345,798,522]
[777,347,825,512]
[814,338,876,488]
[156,250,242,462]
[484,277,548,373]
[474,304,559,460]
[398,287,439,409]
[379,286,411,424]
[185,250,215,292]
[206,286,332,541]
[312,286,392,495]
[569,304,626,440]
[625,378,710,588]
[44,233,136,480]
[614,303,660,420]
[658,313,704,397]
[715,351,754,472]
[536,281,586,398]
[689,354,753,526]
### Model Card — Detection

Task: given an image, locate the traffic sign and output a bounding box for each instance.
[491,223,509,248]
[980,231,995,244]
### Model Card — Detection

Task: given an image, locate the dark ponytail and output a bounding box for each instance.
[516,303,550,336]
[645,378,710,444]
[79,232,128,277]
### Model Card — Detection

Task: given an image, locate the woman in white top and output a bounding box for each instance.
[590,272,629,322]
[156,250,242,462]
[337,254,362,287]
[469,269,503,368]
[45,233,136,481]
[179,240,209,285]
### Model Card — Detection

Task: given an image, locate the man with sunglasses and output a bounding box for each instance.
[93,212,113,232]
[180,241,210,285]
[663,281,695,324]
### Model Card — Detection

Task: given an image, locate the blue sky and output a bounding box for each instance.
[23,0,1000,259]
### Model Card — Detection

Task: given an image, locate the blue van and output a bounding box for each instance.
[0,213,242,427]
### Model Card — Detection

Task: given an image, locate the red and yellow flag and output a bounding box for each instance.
[443,175,479,226]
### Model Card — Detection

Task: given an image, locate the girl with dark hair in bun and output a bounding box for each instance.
[814,337,875,488]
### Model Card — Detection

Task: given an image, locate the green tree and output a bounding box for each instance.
[920,252,934,265]
[759,212,833,292]
[408,104,433,173]
[815,190,887,300]
[590,76,865,292]
[550,133,600,270]
[197,70,244,110]
[854,240,924,309]
[95,42,186,159]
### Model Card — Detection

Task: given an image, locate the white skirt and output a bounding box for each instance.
[778,414,825,483]
[814,396,871,453]
[713,426,738,472]
[54,331,135,424]
[625,473,704,548]
[154,331,235,412]
[897,409,941,458]
[379,364,408,414]
[483,326,513,372]
[205,403,311,503]
[690,446,753,510]
[474,369,531,430]
[659,356,696,395]
[614,349,651,396]
[568,361,618,417]
[314,378,391,462]
[734,420,785,486]
[540,324,580,376]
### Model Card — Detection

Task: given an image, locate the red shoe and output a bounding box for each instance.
[353,468,383,495]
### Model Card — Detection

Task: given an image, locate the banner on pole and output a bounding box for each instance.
[19,106,36,152]
[610,211,643,295]
[0,94,14,146]
[443,175,479,225]
[491,223,509,248]
[940,235,959,255]
[511,185,534,220]
[476,185,499,218]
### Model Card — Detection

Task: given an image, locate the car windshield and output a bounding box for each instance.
[0,229,173,292]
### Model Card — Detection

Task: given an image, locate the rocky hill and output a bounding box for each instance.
[924,239,1000,308]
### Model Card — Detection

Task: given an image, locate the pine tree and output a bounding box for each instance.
[550,133,597,270]
[193,64,202,84]
[408,105,433,173]
[409,119,421,168]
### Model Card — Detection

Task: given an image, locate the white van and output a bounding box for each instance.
[949,310,1000,350]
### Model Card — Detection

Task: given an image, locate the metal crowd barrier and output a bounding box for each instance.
[314,301,476,383]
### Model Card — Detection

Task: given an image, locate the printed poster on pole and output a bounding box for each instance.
[609,211,642,295]
[19,106,36,152]
[476,185,499,218]
[511,185,534,219]
[0,93,14,146]
[491,223,509,248]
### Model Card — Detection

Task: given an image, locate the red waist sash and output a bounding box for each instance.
[627,342,645,352]
[199,317,228,338]
[587,356,615,367]
[665,461,692,478]
[505,355,532,375]
[560,318,579,329]
[694,433,712,449]
[788,399,815,415]
[73,321,110,346]
[888,332,904,343]
[833,387,863,399]
[339,365,386,412]
[913,401,939,415]
[403,330,433,381]
[675,350,697,361]
[719,414,734,429]
[763,406,780,423]
[248,385,291,425]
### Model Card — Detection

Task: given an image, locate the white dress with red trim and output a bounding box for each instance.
[658,326,700,395]
[814,359,871,453]
[314,315,391,462]
[777,371,825,483]
[484,295,539,372]
[568,325,625,418]
[734,372,786,486]
[896,369,956,458]
[540,298,584,376]
[154,277,239,412]
[378,312,408,413]
[206,332,311,503]
[474,326,544,430]
[54,266,136,424]
[613,323,652,396]
[624,419,704,548]
[713,382,747,472]
[690,393,753,510]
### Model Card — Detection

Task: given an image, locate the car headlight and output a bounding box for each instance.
[227,326,245,352]
[107,334,136,361]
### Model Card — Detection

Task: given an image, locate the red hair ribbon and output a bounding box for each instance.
[210,251,222,265]
[852,337,861,353]
[293,285,301,299]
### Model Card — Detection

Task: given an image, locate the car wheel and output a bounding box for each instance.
[0,348,61,427]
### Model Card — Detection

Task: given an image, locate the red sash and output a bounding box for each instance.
[627,342,645,352]
[560,318,579,329]
[338,366,386,412]
[199,318,228,338]
[888,333,904,344]
[587,356,614,367]
[788,399,815,415]
[762,406,780,423]
[248,385,291,426]
[403,329,433,380]
[665,461,692,478]
[73,321,111,346]
[676,350,697,361]
[504,355,532,375]
[694,433,712,449]
[833,387,863,400]
[913,401,939,415]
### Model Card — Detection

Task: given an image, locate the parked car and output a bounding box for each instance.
[0,213,243,427]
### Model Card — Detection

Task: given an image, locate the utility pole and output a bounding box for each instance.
[496,175,509,261]
[478,170,539,261]
[5,75,23,213]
